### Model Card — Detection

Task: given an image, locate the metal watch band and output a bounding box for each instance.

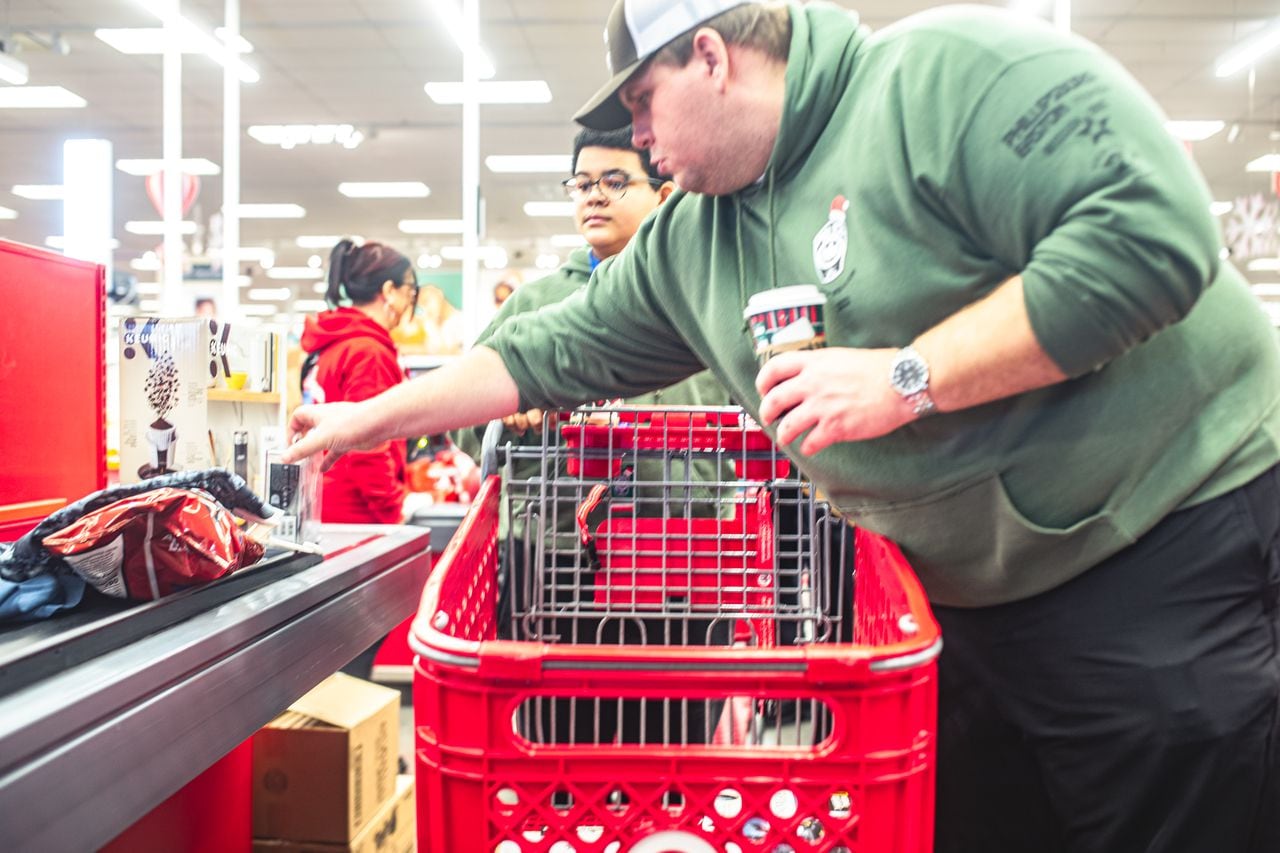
[906,389,936,416]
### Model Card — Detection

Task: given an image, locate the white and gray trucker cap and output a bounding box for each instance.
[574,0,750,130]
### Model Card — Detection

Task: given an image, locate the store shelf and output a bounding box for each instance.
[207,388,280,404]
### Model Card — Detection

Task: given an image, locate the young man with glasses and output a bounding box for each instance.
[455,125,733,746]
[288,3,1280,848]
[468,124,729,439]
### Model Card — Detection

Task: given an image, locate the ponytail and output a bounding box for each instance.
[326,238,356,306]
[325,239,413,308]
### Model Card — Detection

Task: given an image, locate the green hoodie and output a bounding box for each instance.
[459,245,734,541]
[488,3,1280,606]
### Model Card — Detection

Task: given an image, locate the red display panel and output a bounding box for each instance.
[0,239,106,536]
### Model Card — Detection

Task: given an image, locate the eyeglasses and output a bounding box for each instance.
[561,170,663,201]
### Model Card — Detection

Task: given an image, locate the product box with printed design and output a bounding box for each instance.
[264,447,323,544]
[252,674,401,845]
[118,317,211,483]
[120,317,274,485]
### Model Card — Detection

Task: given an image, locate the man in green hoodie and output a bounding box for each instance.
[287,3,1280,849]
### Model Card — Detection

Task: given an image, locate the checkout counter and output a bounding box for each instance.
[0,525,431,853]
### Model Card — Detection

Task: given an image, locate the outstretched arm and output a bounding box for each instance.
[282,346,520,470]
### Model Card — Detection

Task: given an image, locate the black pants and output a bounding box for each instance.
[933,466,1280,853]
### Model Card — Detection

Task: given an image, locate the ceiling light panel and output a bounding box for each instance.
[116,158,221,176]
[233,203,306,219]
[45,236,119,250]
[0,51,30,86]
[399,219,465,234]
[1246,154,1280,173]
[424,80,552,104]
[0,206,17,220]
[486,155,572,173]
[125,220,198,235]
[1216,21,1280,78]
[1164,120,1225,142]
[230,247,275,264]
[337,182,430,198]
[248,287,293,301]
[108,5,259,83]
[94,27,253,55]
[248,124,364,149]
[426,0,497,79]
[295,235,344,249]
[0,87,86,109]
[266,267,325,280]
[13,185,65,200]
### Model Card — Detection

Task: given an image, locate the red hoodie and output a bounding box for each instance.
[300,308,407,524]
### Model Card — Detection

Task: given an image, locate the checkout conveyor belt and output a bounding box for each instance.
[0,524,432,853]
[0,548,323,701]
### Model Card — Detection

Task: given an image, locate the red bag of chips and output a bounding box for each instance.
[41,487,265,600]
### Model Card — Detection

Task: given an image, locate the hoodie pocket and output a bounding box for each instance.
[848,473,1130,608]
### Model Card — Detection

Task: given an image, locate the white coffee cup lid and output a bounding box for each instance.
[743,284,827,318]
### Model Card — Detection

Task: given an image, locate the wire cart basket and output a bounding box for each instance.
[411,406,941,853]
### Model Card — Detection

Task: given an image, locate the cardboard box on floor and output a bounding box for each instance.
[253,775,414,853]
[253,673,401,844]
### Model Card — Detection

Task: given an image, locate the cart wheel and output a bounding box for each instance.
[627,830,718,853]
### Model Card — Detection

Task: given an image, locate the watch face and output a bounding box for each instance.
[892,353,929,396]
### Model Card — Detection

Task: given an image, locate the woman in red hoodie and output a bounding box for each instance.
[300,238,417,524]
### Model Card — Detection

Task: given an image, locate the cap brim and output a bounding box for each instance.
[573,60,642,130]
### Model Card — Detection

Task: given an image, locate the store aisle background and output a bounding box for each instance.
[1,1,1278,328]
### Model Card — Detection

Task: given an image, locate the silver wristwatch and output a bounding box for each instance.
[889,345,936,417]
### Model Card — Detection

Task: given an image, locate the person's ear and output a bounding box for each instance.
[381,279,397,301]
[691,28,730,91]
[657,181,676,203]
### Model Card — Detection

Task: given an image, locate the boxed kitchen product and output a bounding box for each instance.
[252,775,414,853]
[206,319,275,392]
[118,317,210,483]
[263,447,322,544]
[252,674,401,845]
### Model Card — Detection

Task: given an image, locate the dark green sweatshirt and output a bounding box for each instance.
[488,3,1280,606]
[460,246,733,540]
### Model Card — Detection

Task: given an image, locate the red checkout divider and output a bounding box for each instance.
[101,740,253,853]
[0,239,105,534]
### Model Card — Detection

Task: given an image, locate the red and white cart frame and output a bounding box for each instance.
[411,406,941,853]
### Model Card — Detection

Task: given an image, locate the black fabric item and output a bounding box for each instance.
[932,464,1280,853]
[0,469,272,582]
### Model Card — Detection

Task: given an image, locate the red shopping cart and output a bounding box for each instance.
[411,406,940,852]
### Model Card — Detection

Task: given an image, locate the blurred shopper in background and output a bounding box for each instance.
[396,284,465,355]
[417,285,465,355]
[492,279,516,309]
[300,238,416,524]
